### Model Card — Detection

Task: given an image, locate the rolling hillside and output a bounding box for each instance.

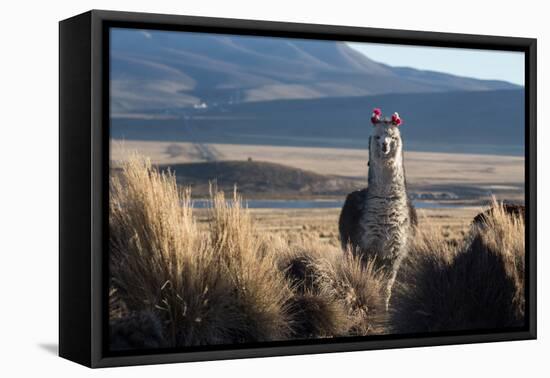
[110,29,520,116]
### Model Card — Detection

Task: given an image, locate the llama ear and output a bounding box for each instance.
[391,112,402,126]
[371,107,382,125]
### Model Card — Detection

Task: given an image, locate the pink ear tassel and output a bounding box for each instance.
[371,108,382,124]
[391,112,402,126]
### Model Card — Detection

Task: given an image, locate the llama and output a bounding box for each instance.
[339,108,417,309]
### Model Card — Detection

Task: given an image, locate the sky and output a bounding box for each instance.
[348,42,525,86]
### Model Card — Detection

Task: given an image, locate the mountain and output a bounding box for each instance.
[112,89,525,156]
[110,29,520,117]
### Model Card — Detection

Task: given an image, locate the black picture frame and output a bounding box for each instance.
[59,9,537,368]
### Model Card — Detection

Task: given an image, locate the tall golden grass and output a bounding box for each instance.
[391,200,525,333]
[279,242,387,338]
[109,156,386,350]
[110,157,243,346]
[109,154,525,349]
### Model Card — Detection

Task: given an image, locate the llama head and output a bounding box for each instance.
[369,108,404,163]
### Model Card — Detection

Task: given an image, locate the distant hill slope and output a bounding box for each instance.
[159,161,359,198]
[110,29,520,115]
[112,89,525,155]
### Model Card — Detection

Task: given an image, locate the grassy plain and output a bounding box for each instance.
[109,156,525,349]
[194,207,481,248]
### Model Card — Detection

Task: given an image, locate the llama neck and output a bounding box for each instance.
[367,153,407,198]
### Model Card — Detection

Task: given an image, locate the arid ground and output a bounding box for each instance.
[112,139,523,246]
[111,140,524,204]
[194,207,480,247]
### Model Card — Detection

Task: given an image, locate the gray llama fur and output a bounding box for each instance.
[339,122,417,308]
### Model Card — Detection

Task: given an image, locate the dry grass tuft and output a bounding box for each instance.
[207,189,293,342]
[288,290,351,338]
[391,201,525,333]
[313,250,388,335]
[279,242,387,338]
[110,157,237,347]
[279,243,351,338]
[110,156,292,348]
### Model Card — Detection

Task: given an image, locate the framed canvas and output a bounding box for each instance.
[59,10,537,368]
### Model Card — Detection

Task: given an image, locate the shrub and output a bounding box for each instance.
[279,242,387,338]
[390,201,525,333]
[109,156,293,348]
[207,189,293,342]
[279,243,352,338]
[110,157,239,347]
[313,249,388,335]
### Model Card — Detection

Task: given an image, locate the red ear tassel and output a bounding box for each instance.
[391,112,402,126]
[371,108,382,124]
